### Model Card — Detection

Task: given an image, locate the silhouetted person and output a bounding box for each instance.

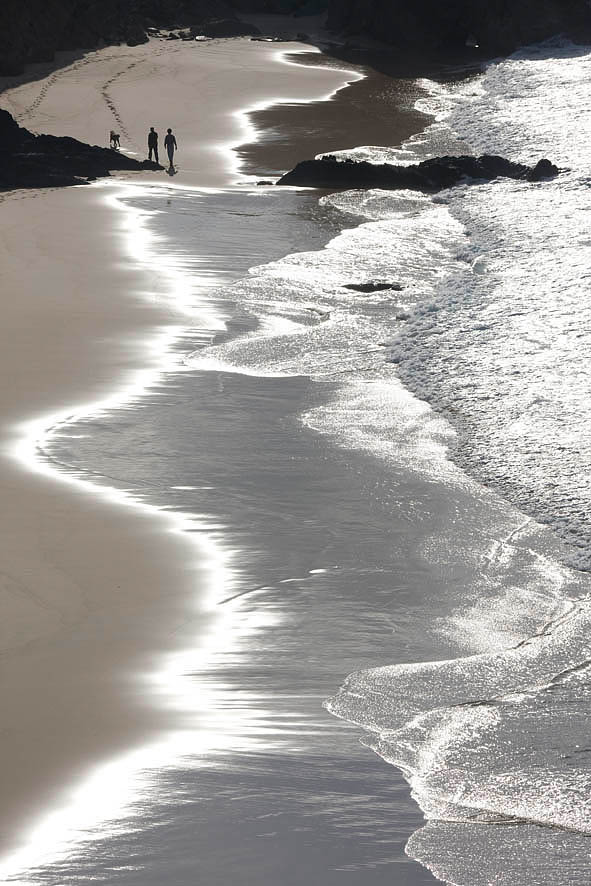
[148,126,159,163]
[164,128,177,168]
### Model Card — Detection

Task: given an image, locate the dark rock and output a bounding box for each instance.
[527,158,560,181]
[257,180,275,185]
[126,19,149,46]
[344,281,403,293]
[0,108,163,191]
[167,31,180,38]
[277,153,559,192]
[0,107,25,151]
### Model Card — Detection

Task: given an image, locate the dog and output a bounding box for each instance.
[109,130,121,149]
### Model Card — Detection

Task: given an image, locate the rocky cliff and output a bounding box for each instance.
[4,0,585,80]
[0,0,237,75]
[1,1,145,74]
[0,0,320,76]
[327,0,591,53]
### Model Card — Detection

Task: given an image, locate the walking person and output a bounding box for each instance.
[164,128,177,169]
[147,126,159,163]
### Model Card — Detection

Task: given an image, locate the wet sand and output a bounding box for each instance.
[0,29,430,874]
[237,51,428,176]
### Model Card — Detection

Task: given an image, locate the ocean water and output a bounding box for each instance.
[325,39,591,884]
[13,39,591,886]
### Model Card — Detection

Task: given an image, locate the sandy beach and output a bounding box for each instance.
[0,27,428,876]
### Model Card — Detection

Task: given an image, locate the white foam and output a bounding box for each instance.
[321,38,591,871]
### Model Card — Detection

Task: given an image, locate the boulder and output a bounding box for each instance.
[527,158,560,181]
[277,153,559,192]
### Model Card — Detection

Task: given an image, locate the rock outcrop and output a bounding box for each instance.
[327,0,591,54]
[0,108,162,189]
[277,154,559,192]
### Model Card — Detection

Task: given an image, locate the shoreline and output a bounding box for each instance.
[0,34,433,877]
[0,37,362,866]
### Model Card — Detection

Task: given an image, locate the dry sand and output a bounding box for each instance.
[0,34,360,863]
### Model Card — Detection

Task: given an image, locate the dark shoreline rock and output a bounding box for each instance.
[0,109,162,190]
[277,154,559,192]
